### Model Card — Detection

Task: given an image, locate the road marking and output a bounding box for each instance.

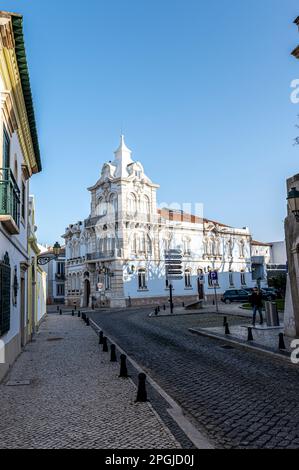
[89,317,214,449]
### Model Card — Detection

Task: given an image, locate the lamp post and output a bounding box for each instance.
[37,242,62,265]
[287,187,299,221]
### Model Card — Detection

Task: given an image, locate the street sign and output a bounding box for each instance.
[165,255,183,260]
[167,271,183,276]
[165,259,182,265]
[167,276,183,281]
[165,249,182,254]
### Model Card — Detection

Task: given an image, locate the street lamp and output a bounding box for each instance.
[37,242,62,265]
[287,187,299,222]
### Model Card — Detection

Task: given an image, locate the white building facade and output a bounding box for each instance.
[63,136,267,309]
[0,12,42,381]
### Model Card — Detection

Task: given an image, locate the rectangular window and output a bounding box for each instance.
[56,284,65,296]
[185,271,192,288]
[21,180,26,221]
[3,128,10,168]
[0,256,11,337]
[241,272,246,286]
[138,270,147,290]
[57,262,65,276]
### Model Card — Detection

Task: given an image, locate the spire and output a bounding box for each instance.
[113,134,133,178]
[114,134,132,161]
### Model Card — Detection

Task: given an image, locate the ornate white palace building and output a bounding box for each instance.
[62,136,268,308]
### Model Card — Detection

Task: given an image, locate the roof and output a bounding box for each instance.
[157,208,232,227]
[251,240,271,247]
[1,12,42,172]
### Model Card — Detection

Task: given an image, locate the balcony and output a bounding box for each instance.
[0,168,20,234]
[86,251,115,262]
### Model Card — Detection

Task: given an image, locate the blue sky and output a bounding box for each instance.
[2,0,299,244]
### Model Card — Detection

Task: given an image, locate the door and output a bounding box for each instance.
[84,279,90,308]
[20,275,26,347]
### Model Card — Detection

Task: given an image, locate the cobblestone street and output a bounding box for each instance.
[90,308,299,449]
[0,313,180,449]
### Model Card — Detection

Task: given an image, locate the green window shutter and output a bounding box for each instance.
[0,254,11,337]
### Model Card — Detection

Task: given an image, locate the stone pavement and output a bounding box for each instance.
[0,313,180,449]
[90,308,299,449]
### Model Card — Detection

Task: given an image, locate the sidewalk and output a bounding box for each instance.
[0,313,180,449]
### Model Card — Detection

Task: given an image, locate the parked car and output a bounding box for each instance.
[261,288,278,301]
[243,287,278,301]
[221,289,250,304]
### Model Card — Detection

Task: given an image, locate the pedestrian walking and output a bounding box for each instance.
[249,287,264,326]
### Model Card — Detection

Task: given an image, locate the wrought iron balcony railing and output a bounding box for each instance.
[86,251,115,261]
[0,168,20,234]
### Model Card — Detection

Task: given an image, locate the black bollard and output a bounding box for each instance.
[99,331,104,345]
[223,316,227,327]
[135,373,148,402]
[110,344,117,362]
[225,322,230,335]
[59,309,62,316]
[247,327,253,341]
[78,310,81,318]
[163,305,166,311]
[72,310,74,317]
[279,333,286,350]
[154,307,158,316]
[119,354,128,378]
[102,337,108,352]
[57,306,59,312]
[157,306,160,312]
[86,317,90,326]
[182,302,185,307]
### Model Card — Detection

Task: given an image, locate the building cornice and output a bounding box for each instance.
[0,12,41,173]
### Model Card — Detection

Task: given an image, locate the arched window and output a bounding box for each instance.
[184,269,192,288]
[141,195,150,218]
[108,193,118,218]
[146,235,152,255]
[239,240,245,258]
[183,237,191,256]
[139,232,146,253]
[227,239,233,257]
[138,269,147,290]
[97,197,106,216]
[127,193,137,215]
[131,233,137,254]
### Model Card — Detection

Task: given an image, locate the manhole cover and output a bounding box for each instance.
[6,380,31,386]
[220,344,234,350]
[47,337,64,342]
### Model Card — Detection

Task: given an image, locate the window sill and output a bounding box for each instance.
[138,288,148,292]
[184,287,193,290]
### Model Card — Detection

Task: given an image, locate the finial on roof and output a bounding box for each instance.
[114,134,132,158]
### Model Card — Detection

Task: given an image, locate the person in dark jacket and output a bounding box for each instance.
[249,288,264,326]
